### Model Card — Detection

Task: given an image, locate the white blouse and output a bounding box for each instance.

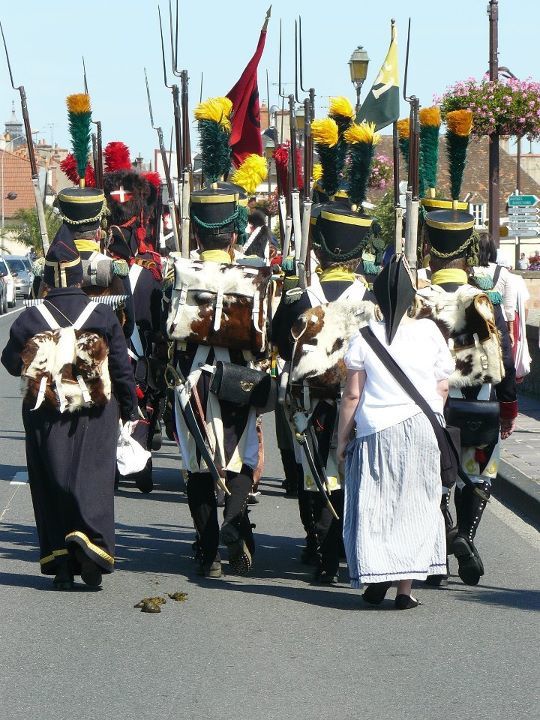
[345,317,455,438]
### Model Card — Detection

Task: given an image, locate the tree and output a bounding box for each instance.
[371,189,395,247]
[12,206,62,255]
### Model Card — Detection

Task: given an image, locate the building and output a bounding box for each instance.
[2,102,26,150]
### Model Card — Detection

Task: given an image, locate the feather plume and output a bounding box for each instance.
[419,106,441,128]
[397,118,410,140]
[231,154,268,195]
[312,163,323,182]
[419,107,441,195]
[344,121,380,146]
[273,143,303,198]
[104,142,132,173]
[142,171,161,189]
[329,96,354,121]
[311,118,339,148]
[195,97,233,131]
[446,109,473,137]
[198,119,231,183]
[60,153,96,187]
[66,93,92,182]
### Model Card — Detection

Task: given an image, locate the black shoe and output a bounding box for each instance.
[197,559,222,578]
[52,561,74,591]
[247,492,260,505]
[362,581,392,605]
[150,426,162,451]
[313,568,338,585]
[73,546,102,588]
[452,535,484,586]
[424,574,447,587]
[300,546,320,566]
[395,594,421,610]
[221,523,252,576]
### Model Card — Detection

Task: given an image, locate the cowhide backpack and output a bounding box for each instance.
[20,301,111,413]
[166,258,273,356]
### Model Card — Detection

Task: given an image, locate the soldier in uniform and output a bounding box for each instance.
[1,212,137,590]
[272,203,374,582]
[421,208,517,585]
[169,186,266,578]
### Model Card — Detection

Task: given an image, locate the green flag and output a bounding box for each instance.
[357,23,399,130]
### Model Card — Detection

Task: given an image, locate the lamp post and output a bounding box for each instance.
[487,0,500,249]
[349,46,370,113]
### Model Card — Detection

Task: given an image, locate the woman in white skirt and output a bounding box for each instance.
[337,255,454,609]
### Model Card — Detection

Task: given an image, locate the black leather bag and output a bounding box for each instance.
[445,397,500,448]
[209,361,276,413]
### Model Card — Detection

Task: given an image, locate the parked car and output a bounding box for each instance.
[0,269,7,314]
[0,257,16,308]
[4,255,33,299]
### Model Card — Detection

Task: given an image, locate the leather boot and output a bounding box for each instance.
[452,480,490,585]
[425,492,453,587]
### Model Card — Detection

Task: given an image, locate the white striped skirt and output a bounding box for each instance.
[343,412,447,587]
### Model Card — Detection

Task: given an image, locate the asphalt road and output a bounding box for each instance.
[0,303,538,720]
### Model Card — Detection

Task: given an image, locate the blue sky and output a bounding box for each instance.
[2,0,539,163]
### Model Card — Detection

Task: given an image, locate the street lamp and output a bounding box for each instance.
[349,46,370,113]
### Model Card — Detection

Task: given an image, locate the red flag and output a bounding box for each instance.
[226,28,267,168]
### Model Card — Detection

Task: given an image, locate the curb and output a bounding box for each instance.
[492,459,540,528]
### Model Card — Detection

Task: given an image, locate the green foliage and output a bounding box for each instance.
[198,119,232,183]
[12,206,62,254]
[371,190,395,247]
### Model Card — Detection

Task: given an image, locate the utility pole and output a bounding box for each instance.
[488,0,500,248]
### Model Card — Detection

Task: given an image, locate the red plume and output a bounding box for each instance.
[104,141,132,172]
[60,153,96,187]
[273,142,303,198]
[141,171,161,189]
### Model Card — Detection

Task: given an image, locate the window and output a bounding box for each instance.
[469,203,487,228]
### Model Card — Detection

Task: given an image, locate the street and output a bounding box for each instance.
[0,307,538,720]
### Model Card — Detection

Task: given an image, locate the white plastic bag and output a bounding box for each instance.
[117,421,151,476]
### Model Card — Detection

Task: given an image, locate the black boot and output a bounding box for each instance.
[452,481,490,585]
[425,492,454,587]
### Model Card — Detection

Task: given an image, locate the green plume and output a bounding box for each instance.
[446,131,469,200]
[198,119,231,184]
[347,142,376,207]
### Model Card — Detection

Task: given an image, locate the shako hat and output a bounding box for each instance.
[43,226,83,288]
[190,187,242,236]
[57,187,105,228]
[313,202,372,262]
[373,253,416,344]
[424,208,475,259]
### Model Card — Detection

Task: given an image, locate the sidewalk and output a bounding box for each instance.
[494,393,540,525]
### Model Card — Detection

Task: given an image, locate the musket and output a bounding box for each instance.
[390,19,403,252]
[1,21,49,254]
[402,19,419,272]
[161,3,182,183]
[144,67,180,253]
[169,0,191,258]
[82,57,104,189]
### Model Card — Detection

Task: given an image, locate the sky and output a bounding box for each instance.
[1,0,540,164]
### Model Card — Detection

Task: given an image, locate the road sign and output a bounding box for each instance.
[511,230,539,238]
[508,207,540,215]
[507,194,539,207]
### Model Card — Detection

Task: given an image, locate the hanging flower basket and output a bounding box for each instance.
[368,154,393,190]
[439,76,540,140]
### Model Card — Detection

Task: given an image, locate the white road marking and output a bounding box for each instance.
[0,306,24,319]
[488,496,540,550]
[10,471,28,485]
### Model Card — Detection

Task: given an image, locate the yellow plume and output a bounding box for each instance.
[311,118,339,147]
[329,96,354,120]
[195,97,233,130]
[344,121,380,146]
[446,109,473,137]
[419,106,441,128]
[397,118,410,140]
[66,93,91,114]
[312,163,323,182]
[231,154,268,195]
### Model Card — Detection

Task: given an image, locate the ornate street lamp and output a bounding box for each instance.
[349,46,370,113]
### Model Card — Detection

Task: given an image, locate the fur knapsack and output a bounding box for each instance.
[21,301,111,413]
